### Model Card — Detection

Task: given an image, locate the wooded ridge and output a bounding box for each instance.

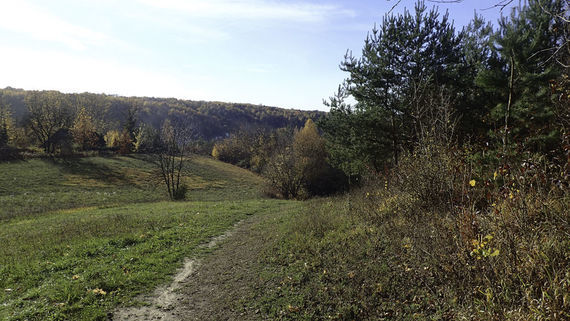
[0,87,324,142]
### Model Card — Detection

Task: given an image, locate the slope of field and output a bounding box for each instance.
[0,155,263,221]
[0,155,289,320]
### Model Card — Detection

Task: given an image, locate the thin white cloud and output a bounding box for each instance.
[125,10,231,41]
[0,0,113,51]
[138,0,355,22]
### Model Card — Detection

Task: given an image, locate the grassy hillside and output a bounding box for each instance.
[0,155,263,220]
[0,155,292,320]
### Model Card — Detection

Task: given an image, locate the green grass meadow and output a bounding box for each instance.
[0,155,290,320]
[3,154,566,320]
[0,155,264,221]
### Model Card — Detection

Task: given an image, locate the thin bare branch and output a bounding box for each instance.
[387,0,403,15]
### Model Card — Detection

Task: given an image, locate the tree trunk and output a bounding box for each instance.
[504,54,515,154]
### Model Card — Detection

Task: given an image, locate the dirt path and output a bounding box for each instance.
[111,257,198,321]
[112,215,267,320]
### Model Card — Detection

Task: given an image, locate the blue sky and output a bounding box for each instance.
[0,0,515,111]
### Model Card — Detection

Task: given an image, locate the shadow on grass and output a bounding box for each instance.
[46,156,131,186]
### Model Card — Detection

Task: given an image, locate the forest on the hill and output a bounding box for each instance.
[0,86,323,156]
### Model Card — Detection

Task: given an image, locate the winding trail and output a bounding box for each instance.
[112,215,266,321]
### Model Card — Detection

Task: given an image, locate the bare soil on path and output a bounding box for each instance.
[112,212,273,321]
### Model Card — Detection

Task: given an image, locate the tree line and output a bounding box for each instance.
[0,87,323,158]
[0,88,325,200]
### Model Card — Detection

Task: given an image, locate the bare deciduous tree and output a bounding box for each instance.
[387,0,516,14]
[156,118,195,200]
[409,80,459,147]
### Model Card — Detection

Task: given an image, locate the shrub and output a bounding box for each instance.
[263,148,305,199]
[262,120,347,199]
[172,184,188,200]
[211,134,252,166]
[373,147,569,318]
[104,130,120,150]
[393,138,468,212]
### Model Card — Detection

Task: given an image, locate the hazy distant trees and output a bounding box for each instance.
[25,91,73,153]
[0,93,13,150]
[2,88,322,138]
[0,87,322,158]
[72,107,105,150]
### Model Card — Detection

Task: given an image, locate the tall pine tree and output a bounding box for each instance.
[476,0,566,153]
[320,1,463,173]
